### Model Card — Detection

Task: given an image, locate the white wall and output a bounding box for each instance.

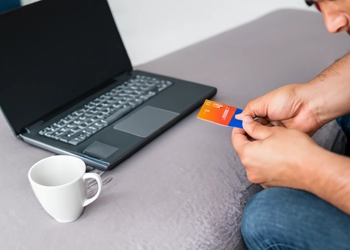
[21,0,315,66]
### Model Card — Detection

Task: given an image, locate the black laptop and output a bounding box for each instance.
[0,0,216,171]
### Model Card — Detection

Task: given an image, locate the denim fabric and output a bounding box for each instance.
[0,0,21,12]
[241,188,350,250]
[337,114,350,138]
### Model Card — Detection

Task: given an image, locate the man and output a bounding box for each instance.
[231,1,350,249]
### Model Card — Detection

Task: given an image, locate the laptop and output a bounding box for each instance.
[0,0,216,171]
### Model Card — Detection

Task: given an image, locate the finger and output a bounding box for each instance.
[235,113,244,120]
[243,119,273,140]
[231,129,250,154]
[254,117,270,125]
[269,120,285,127]
[232,127,245,136]
[236,115,274,127]
[241,98,269,119]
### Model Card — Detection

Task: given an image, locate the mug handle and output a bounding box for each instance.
[82,173,102,207]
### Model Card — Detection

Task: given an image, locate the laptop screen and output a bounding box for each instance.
[0,0,132,135]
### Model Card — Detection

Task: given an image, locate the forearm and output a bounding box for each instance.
[302,147,350,215]
[303,52,350,124]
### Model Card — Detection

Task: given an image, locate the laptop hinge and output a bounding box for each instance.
[24,120,44,134]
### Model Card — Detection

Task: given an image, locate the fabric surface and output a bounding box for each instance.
[0,9,349,250]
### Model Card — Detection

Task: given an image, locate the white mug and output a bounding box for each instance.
[28,155,102,223]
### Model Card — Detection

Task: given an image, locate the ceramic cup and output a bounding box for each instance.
[28,155,102,223]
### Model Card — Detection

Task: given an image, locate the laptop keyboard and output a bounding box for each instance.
[38,75,173,145]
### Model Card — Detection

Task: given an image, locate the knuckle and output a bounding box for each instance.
[246,172,253,182]
[246,172,259,184]
[241,159,247,167]
[240,150,252,167]
[241,156,250,167]
[245,100,254,108]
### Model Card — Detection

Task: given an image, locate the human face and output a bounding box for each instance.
[306,0,350,35]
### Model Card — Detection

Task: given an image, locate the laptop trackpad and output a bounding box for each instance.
[113,106,179,138]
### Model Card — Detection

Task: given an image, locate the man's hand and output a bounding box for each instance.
[231,119,321,189]
[236,84,323,135]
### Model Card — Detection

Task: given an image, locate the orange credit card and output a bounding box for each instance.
[197,99,243,128]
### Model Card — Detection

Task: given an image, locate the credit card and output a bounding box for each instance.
[197,99,243,128]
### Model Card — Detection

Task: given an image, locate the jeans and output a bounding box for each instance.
[241,187,350,250]
[337,114,350,137]
[0,0,21,12]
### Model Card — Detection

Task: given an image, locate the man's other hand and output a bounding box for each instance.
[231,118,321,189]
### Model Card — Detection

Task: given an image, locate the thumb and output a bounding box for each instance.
[243,116,273,140]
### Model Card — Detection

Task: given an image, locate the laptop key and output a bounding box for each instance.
[103,106,132,124]
[39,75,174,145]
[129,100,143,108]
[140,92,156,100]
[68,138,80,146]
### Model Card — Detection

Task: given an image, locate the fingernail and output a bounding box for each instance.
[235,113,243,120]
[243,116,253,123]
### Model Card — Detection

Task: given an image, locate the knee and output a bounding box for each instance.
[241,188,296,249]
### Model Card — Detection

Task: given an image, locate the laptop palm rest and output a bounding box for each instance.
[113,106,179,138]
